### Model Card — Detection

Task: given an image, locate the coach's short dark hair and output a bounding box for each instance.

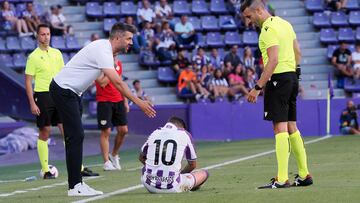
[168,116,187,130]
[110,22,137,39]
[132,79,140,86]
[36,24,50,34]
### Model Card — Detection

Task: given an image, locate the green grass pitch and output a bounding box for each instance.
[0,135,360,203]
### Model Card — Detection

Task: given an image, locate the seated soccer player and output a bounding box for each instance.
[139,116,209,193]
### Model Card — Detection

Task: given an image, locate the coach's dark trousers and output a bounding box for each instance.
[49,80,83,189]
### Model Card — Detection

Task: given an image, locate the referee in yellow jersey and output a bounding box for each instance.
[241,0,313,189]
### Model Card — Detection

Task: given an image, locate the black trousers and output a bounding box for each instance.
[49,80,83,189]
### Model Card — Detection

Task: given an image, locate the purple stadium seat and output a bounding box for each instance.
[224,31,242,46]
[217,48,225,58]
[338,27,355,43]
[62,52,70,64]
[34,3,44,16]
[356,27,360,40]
[66,36,81,51]
[0,38,7,52]
[88,101,97,117]
[173,0,191,16]
[344,78,360,92]
[331,11,348,27]
[219,15,237,31]
[0,54,14,69]
[192,0,209,15]
[86,2,103,19]
[104,18,117,32]
[349,11,360,26]
[320,28,338,44]
[188,16,201,31]
[313,12,331,28]
[51,36,66,51]
[12,53,26,70]
[327,45,338,59]
[120,1,137,16]
[139,50,161,68]
[158,67,177,83]
[345,0,360,11]
[201,16,219,31]
[20,36,36,52]
[6,36,21,51]
[197,33,207,48]
[103,2,120,18]
[206,32,224,48]
[305,0,324,12]
[242,31,259,46]
[210,0,227,15]
[15,3,26,17]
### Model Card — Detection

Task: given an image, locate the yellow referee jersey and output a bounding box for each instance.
[25,47,64,92]
[258,16,296,74]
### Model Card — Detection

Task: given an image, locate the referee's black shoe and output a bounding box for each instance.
[43,171,56,179]
[292,174,313,187]
[257,178,290,189]
[81,167,99,177]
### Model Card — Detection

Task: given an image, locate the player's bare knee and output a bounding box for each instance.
[117,126,128,136]
[100,128,111,138]
[288,121,298,134]
[39,126,51,141]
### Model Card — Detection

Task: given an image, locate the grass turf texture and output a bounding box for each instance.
[0,136,359,203]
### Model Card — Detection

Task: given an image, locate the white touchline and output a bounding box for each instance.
[73,135,332,203]
[0,176,102,197]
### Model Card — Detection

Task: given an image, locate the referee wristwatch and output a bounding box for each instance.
[254,84,263,91]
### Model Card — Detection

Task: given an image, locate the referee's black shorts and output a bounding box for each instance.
[97,101,128,129]
[34,92,62,128]
[264,72,298,122]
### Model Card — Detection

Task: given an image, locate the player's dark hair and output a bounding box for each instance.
[36,24,50,34]
[240,0,264,13]
[132,79,140,86]
[168,116,187,130]
[110,22,137,39]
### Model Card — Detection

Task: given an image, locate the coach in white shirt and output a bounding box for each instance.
[50,23,156,196]
[137,0,156,25]
[139,117,209,193]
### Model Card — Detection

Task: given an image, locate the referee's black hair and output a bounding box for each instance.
[36,24,50,34]
[168,116,187,130]
[110,22,137,39]
[240,0,264,13]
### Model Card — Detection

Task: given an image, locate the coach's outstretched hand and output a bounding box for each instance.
[247,89,261,103]
[138,100,156,118]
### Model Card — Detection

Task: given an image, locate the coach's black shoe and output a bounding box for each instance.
[43,171,56,179]
[292,174,313,187]
[81,167,99,177]
[257,178,290,189]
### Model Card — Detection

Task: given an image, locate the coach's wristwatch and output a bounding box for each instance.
[254,84,263,91]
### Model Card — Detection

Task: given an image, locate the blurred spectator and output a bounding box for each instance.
[174,15,198,48]
[84,33,100,47]
[210,69,232,98]
[50,5,72,36]
[131,79,151,103]
[192,48,210,71]
[1,1,31,36]
[178,65,198,96]
[125,16,146,53]
[209,48,224,70]
[173,49,190,74]
[228,65,249,97]
[326,0,347,11]
[155,21,176,62]
[243,46,256,72]
[141,21,155,48]
[340,100,360,135]
[224,45,242,69]
[197,65,213,100]
[137,0,156,27]
[332,41,353,82]
[22,2,41,34]
[351,43,360,80]
[245,68,257,90]
[155,0,172,22]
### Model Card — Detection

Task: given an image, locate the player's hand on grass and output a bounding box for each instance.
[247,89,260,103]
[30,103,40,116]
[139,100,156,118]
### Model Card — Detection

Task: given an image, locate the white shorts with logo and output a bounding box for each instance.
[141,173,195,193]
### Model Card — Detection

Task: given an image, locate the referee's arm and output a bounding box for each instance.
[293,39,302,65]
[247,46,278,103]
